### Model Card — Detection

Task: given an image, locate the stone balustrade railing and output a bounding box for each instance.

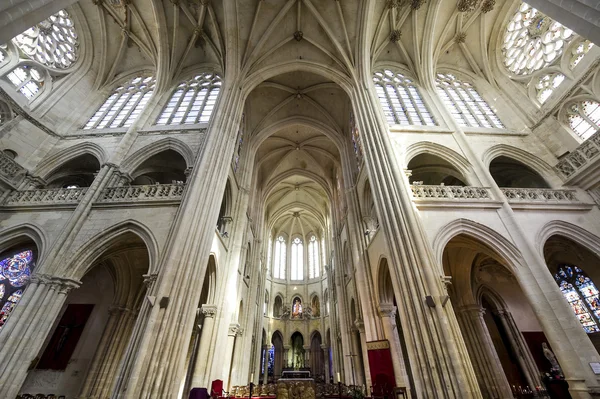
[0,150,26,182]
[97,184,185,203]
[3,187,88,205]
[500,188,578,202]
[410,185,492,199]
[555,129,600,178]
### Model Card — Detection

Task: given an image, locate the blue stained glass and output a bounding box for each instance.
[268,346,275,376]
[0,284,5,300]
[556,265,600,333]
[0,250,33,287]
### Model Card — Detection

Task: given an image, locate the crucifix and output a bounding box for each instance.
[345,353,358,387]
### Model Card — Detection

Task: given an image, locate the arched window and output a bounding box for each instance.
[273,236,286,279]
[534,72,565,104]
[373,70,435,126]
[502,3,574,76]
[566,100,600,140]
[308,235,319,279]
[0,100,13,126]
[266,236,272,276]
[13,10,79,69]
[292,297,303,318]
[6,65,46,99]
[570,40,594,69]
[436,73,504,129]
[84,76,155,130]
[554,265,600,333]
[156,73,221,125]
[290,237,303,281]
[0,250,35,330]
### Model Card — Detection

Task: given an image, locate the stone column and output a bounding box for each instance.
[262,345,269,385]
[355,320,371,388]
[191,305,218,389]
[495,309,544,391]
[352,70,482,396]
[322,344,330,384]
[378,305,408,388]
[455,304,513,399]
[304,344,311,369]
[0,276,80,398]
[223,323,242,391]
[80,305,137,398]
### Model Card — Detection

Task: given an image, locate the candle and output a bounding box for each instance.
[337,372,341,383]
[251,373,254,382]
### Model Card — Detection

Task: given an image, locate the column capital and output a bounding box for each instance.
[143,273,158,288]
[201,304,217,318]
[263,344,270,350]
[284,345,292,350]
[320,344,329,350]
[378,304,397,318]
[228,323,243,337]
[458,304,485,317]
[353,319,365,332]
[109,305,133,316]
[35,275,81,294]
[303,345,311,350]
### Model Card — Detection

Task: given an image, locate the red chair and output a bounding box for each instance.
[211,379,224,398]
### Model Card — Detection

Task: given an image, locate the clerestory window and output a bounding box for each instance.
[555,265,600,333]
[566,100,600,140]
[290,237,303,281]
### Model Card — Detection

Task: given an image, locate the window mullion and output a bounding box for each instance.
[119,89,149,127]
[196,86,212,123]
[406,84,425,125]
[167,86,189,125]
[105,90,135,128]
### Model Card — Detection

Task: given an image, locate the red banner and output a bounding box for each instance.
[367,340,395,396]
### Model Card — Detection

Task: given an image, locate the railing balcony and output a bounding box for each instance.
[0,151,26,186]
[98,184,185,203]
[500,188,578,202]
[555,130,600,188]
[410,185,493,200]
[3,187,88,206]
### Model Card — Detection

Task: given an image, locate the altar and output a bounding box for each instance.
[279,370,313,381]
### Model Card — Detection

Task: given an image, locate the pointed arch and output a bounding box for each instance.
[35,142,107,179]
[120,138,195,174]
[405,141,472,179]
[537,220,600,260]
[482,144,556,181]
[0,223,46,261]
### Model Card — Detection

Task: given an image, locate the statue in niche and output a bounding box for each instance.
[292,298,302,318]
[542,342,563,375]
[281,305,291,319]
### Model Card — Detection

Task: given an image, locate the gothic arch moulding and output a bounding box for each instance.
[537,220,600,260]
[481,144,558,185]
[0,223,47,261]
[34,142,107,179]
[63,220,159,280]
[120,137,195,175]
[432,218,524,276]
[404,141,473,180]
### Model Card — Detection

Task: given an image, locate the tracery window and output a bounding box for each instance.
[13,10,79,69]
[554,265,600,333]
[268,346,275,376]
[273,236,286,279]
[290,237,303,281]
[156,73,221,125]
[566,100,600,140]
[535,72,565,104]
[0,250,35,330]
[84,76,155,129]
[570,40,594,69]
[6,65,46,99]
[436,73,504,129]
[373,70,435,126]
[308,235,319,279]
[502,3,574,75]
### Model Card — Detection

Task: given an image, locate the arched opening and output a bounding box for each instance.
[273,295,283,318]
[489,156,549,188]
[216,180,232,235]
[310,331,324,382]
[311,295,320,317]
[271,331,284,381]
[130,149,187,185]
[443,234,546,398]
[544,234,600,352]
[290,331,305,369]
[291,296,303,319]
[407,153,467,186]
[45,154,100,188]
[362,180,379,237]
[20,232,149,398]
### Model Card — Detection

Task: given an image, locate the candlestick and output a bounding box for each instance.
[251,373,254,382]
[337,372,341,383]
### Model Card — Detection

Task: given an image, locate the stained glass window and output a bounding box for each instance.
[155,73,221,125]
[555,265,600,333]
[0,250,35,330]
[535,72,565,104]
[502,3,574,75]
[570,40,594,69]
[268,346,275,376]
[273,236,286,279]
[6,65,46,99]
[308,235,319,279]
[13,10,79,69]
[84,76,155,130]
[436,73,505,129]
[566,100,600,140]
[290,237,303,281]
[292,297,302,317]
[373,70,435,126]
